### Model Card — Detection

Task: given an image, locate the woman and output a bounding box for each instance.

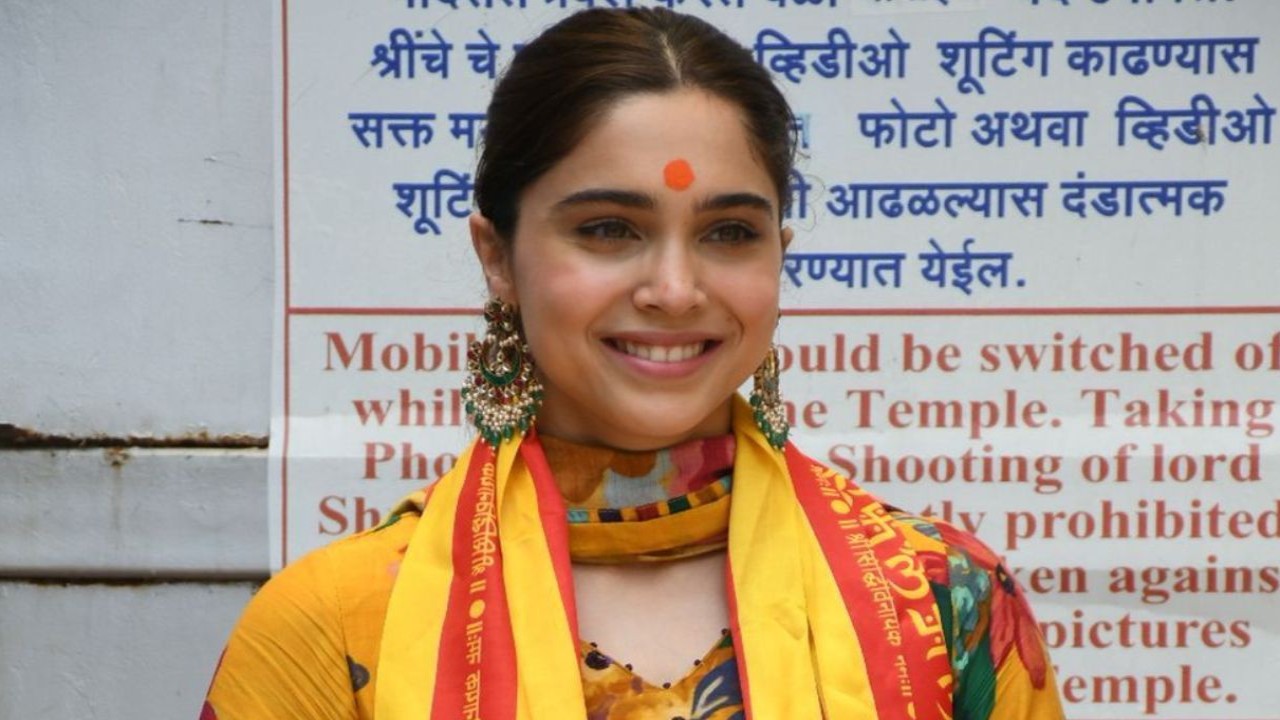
[204,8,1064,719]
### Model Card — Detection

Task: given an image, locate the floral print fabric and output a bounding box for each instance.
[580,634,742,720]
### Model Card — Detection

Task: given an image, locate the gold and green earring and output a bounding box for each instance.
[749,343,789,449]
[461,299,543,446]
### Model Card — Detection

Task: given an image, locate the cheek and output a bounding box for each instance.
[514,268,617,356]
[729,269,782,327]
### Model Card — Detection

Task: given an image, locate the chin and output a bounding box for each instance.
[599,397,733,450]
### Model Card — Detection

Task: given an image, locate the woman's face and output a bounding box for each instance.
[472,88,790,450]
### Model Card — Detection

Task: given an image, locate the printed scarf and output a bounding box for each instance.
[543,432,735,564]
[375,396,953,719]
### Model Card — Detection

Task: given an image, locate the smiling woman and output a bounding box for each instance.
[202,8,1065,720]
[472,88,788,451]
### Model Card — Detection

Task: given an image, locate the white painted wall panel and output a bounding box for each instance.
[0,0,273,436]
[0,581,258,720]
[0,3,275,716]
[0,449,268,578]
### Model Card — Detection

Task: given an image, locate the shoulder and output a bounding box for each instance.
[256,506,420,624]
[788,448,1063,716]
[883,508,1063,719]
[786,441,1063,717]
[885,508,1002,588]
[789,447,1006,589]
[202,511,421,719]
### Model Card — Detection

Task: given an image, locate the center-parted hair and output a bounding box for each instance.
[474,7,798,240]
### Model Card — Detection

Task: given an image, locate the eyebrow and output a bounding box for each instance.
[695,192,775,217]
[553,189,655,211]
[553,188,775,217]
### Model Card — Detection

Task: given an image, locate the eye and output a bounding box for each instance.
[704,221,760,245]
[577,219,638,242]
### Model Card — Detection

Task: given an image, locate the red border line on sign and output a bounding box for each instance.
[280,0,292,567]
[783,305,1280,317]
[288,305,1280,317]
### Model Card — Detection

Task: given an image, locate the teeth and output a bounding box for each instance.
[618,340,706,362]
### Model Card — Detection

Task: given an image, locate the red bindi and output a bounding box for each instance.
[663,158,695,191]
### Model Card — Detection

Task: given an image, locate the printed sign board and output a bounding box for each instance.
[272,1,1280,715]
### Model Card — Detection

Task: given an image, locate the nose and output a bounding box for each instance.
[632,238,706,315]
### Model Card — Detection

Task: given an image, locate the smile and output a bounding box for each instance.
[611,339,711,363]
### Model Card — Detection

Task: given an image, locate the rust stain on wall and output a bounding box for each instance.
[0,423,268,450]
[103,447,131,467]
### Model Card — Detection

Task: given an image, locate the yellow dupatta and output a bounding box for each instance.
[375,396,952,719]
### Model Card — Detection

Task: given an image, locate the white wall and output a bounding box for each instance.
[1,1,273,717]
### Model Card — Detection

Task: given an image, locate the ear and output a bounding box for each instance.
[781,225,794,253]
[470,213,516,303]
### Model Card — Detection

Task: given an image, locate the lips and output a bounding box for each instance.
[615,339,708,363]
[603,334,721,366]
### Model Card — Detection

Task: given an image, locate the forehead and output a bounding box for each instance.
[529,89,774,200]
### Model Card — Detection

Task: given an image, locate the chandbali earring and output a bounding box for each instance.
[749,343,789,449]
[461,299,543,446]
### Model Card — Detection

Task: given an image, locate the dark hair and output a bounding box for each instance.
[474,7,797,239]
